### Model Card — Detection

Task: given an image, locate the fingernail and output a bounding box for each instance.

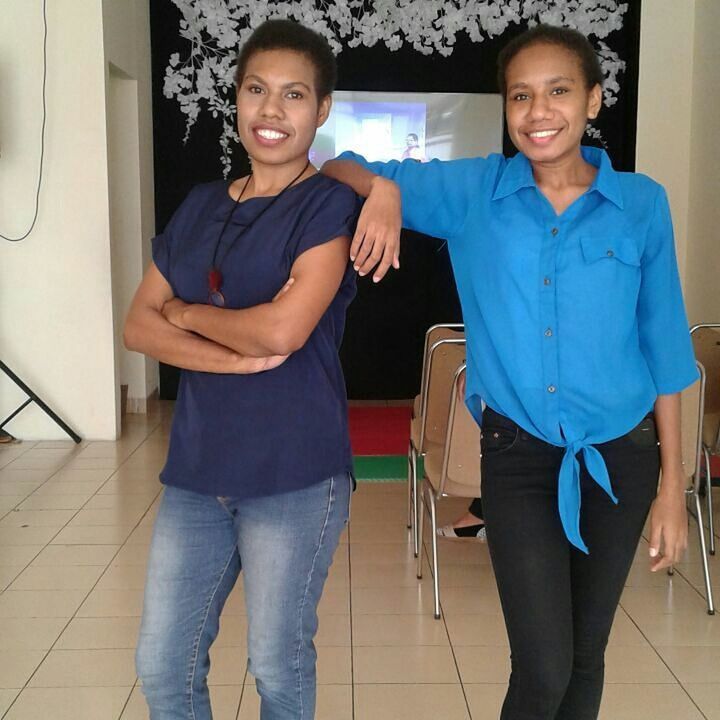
[649,548,658,557]
[350,256,355,262]
[353,265,359,271]
[373,276,380,283]
[358,271,366,277]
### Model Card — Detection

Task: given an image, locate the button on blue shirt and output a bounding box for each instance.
[339,147,698,552]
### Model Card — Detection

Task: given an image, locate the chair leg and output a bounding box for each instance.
[407,443,414,530]
[428,490,441,620]
[694,490,716,614]
[704,447,716,555]
[412,451,420,558]
[417,482,425,580]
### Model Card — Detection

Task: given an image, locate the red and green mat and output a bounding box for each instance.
[348,406,420,483]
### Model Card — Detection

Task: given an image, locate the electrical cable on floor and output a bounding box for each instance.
[1,0,48,242]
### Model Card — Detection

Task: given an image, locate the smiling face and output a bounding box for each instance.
[504,42,602,166]
[236,49,331,169]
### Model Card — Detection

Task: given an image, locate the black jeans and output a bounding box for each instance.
[481,407,660,720]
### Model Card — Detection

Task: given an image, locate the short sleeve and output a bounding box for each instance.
[293,183,361,261]
[151,232,172,287]
[335,150,487,240]
[637,186,699,394]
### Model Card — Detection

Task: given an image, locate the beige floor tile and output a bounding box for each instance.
[0,483,44,499]
[51,524,135,545]
[436,541,493,566]
[68,506,149,527]
[16,494,87,510]
[635,611,720,646]
[317,587,350,615]
[0,618,67,650]
[0,545,42,567]
[208,646,248,685]
[433,562,496,588]
[604,645,676,683]
[51,467,116,483]
[31,482,96,498]
[683,684,720,720]
[112,543,150,566]
[350,522,416,544]
[9,564,105,591]
[0,690,20,716]
[0,526,58,545]
[215,615,249,647]
[315,613,351,646]
[0,590,86,618]
[351,561,427,588]
[84,492,159,510]
[352,582,439,615]
[453,646,511,684]
[597,683,705,720]
[351,543,417,566]
[607,609,650,647]
[624,561,696,588]
[439,586,503,615]
[0,496,26,510]
[239,684,350,720]
[355,683,470,720]
[30,543,119,566]
[0,468,52,485]
[0,566,19,590]
[55,617,141,650]
[443,613,509,647]
[28,648,136,687]
[77,588,145,617]
[656,646,720,684]
[63,457,121,471]
[8,456,68,471]
[352,613,449,646]
[96,563,148,590]
[125,525,154,545]
[0,650,47,689]
[0,509,75,527]
[98,477,162,495]
[3,686,133,720]
[120,685,150,720]
[353,646,459,684]
[463,684,508,720]
[621,585,708,616]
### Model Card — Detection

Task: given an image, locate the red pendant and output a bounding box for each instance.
[208,268,223,293]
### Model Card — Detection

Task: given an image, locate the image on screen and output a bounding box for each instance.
[310,91,503,167]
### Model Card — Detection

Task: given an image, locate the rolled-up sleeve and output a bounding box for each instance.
[335,151,484,241]
[637,186,698,394]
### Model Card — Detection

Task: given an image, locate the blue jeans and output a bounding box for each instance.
[135,474,351,720]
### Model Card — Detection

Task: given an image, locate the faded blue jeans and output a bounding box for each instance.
[135,474,351,719]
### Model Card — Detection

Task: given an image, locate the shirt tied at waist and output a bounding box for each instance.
[558,439,618,553]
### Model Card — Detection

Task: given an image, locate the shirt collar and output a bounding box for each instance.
[491,145,624,210]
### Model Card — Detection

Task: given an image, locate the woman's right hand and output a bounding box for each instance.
[351,177,402,283]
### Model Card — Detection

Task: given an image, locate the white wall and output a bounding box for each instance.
[684,0,720,324]
[0,0,155,440]
[636,0,720,323]
[0,2,116,440]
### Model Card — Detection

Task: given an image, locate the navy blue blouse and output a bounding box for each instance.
[152,174,360,498]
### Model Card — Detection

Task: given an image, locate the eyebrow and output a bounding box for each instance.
[244,74,312,92]
[507,76,576,92]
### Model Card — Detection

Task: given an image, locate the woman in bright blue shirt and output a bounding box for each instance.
[324,25,696,720]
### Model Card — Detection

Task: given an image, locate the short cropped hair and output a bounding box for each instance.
[497,25,604,97]
[234,19,337,98]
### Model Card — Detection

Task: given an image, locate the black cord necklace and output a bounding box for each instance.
[208,159,311,306]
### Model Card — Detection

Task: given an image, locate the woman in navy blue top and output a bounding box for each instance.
[125,21,358,720]
[324,26,696,720]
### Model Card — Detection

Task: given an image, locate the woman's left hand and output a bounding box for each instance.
[161,297,190,330]
[648,475,688,572]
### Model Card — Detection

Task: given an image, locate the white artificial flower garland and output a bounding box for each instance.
[164,0,629,175]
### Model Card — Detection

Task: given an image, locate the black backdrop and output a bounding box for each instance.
[149,1,642,399]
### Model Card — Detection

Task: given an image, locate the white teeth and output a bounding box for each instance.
[256,128,288,140]
[529,130,559,138]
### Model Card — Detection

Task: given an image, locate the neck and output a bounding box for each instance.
[530,147,595,191]
[247,156,312,197]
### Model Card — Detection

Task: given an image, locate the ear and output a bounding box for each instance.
[587,83,602,120]
[316,94,332,128]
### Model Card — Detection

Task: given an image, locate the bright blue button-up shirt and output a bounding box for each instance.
[339,147,698,552]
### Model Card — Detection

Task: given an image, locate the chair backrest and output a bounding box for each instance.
[439,364,481,497]
[692,325,720,414]
[680,361,706,487]
[419,339,466,450]
[418,325,465,404]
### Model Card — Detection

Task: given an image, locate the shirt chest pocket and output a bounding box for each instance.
[579,235,641,268]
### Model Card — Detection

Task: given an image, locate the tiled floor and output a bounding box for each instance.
[1,404,720,719]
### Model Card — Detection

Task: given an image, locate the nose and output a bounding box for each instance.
[259,91,284,120]
[528,94,552,121]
